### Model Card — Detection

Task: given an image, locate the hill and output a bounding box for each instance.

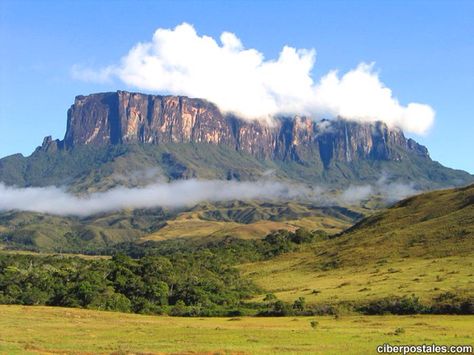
[241,184,474,305]
[0,186,472,317]
[0,200,361,252]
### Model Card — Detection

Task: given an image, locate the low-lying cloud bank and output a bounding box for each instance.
[0,180,318,217]
[72,23,434,134]
[0,179,417,217]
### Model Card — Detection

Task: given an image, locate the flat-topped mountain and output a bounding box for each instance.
[0,91,472,190]
[49,91,428,165]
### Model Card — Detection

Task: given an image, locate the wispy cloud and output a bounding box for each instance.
[72,23,435,134]
[0,180,320,217]
[339,177,418,204]
[0,177,418,217]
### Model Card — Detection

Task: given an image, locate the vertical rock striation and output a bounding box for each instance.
[57,91,429,166]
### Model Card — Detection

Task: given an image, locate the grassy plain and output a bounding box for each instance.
[0,305,472,354]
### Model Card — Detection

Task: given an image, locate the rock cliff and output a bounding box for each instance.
[52,91,429,167]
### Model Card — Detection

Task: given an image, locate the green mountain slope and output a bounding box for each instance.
[0,142,471,252]
[1,143,472,192]
[332,183,474,263]
[0,208,169,252]
[241,184,474,305]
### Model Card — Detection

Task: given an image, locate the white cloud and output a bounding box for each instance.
[340,185,374,204]
[311,63,435,134]
[339,177,418,205]
[0,176,418,217]
[0,180,321,217]
[73,23,435,134]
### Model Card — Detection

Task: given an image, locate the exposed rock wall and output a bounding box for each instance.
[52,91,430,165]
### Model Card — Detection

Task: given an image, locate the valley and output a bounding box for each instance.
[2,3,474,353]
[0,91,472,354]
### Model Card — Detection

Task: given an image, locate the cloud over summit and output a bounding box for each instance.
[73,23,434,134]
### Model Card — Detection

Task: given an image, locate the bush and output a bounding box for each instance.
[0,250,257,317]
[357,295,425,315]
[394,327,405,335]
[429,292,473,314]
[170,300,188,316]
[257,300,293,316]
[293,297,306,312]
[290,229,314,244]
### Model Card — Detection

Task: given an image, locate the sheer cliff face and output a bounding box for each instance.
[65,92,234,147]
[59,91,429,165]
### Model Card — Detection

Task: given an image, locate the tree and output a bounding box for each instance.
[293,297,306,312]
[170,300,188,316]
[263,293,277,302]
[291,229,313,244]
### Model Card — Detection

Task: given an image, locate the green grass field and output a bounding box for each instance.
[0,305,472,354]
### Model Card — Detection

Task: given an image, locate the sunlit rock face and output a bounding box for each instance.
[59,91,429,165]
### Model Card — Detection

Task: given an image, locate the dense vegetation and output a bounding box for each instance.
[0,252,254,316]
[1,226,472,315]
[109,228,329,261]
[0,229,331,316]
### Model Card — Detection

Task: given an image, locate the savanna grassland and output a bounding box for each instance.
[0,305,472,355]
[241,184,474,307]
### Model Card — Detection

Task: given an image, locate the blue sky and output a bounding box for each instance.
[0,0,473,173]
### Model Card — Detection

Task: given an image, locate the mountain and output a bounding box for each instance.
[0,90,472,191]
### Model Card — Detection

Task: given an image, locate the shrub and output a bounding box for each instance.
[293,297,306,312]
[430,292,473,314]
[257,300,293,316]
[357,295,425,315]
[170,300,188,316]
[290,229,314,244]
[394,327,405,335]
